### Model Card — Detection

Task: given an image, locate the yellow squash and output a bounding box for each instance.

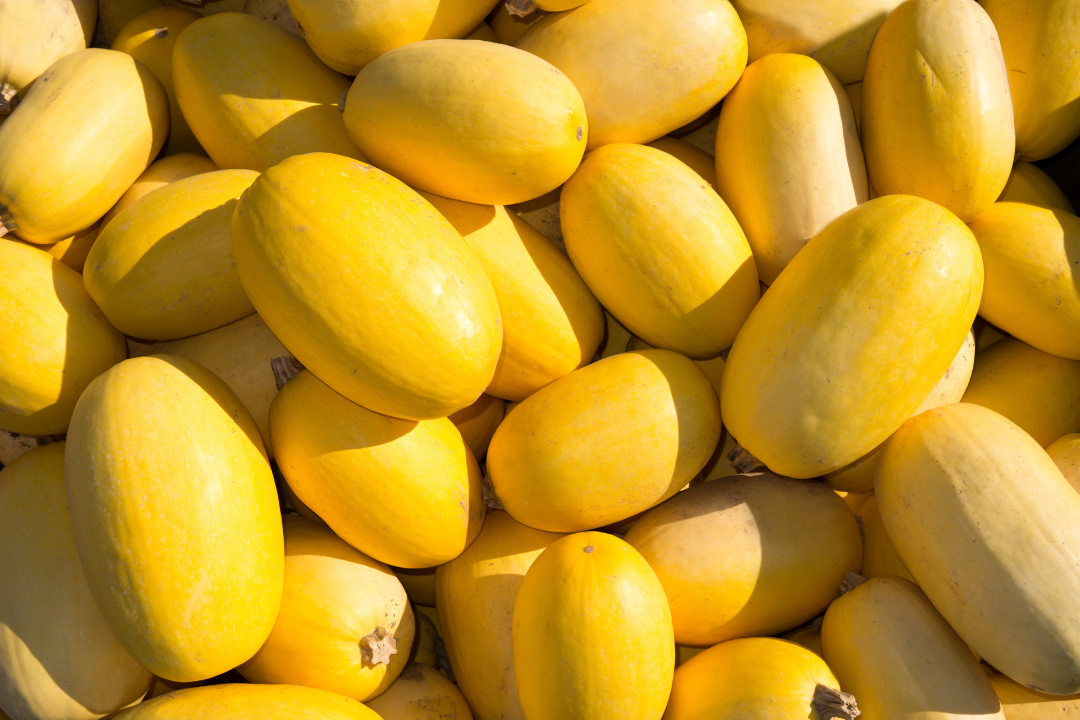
[436,511,564,720]
[421,193,602,400]
[596,310,633,359]
[877,403,1080,695]
[488,349,721,532]
[861,0,1014,222]
[25,222,103,274]
[173,13,362,172]
[835,489,873,514]
[0,0,95,111]
[561,144,759,357]
[646,137,718,190]
[85,169,258,340]
[516,0,746,150]
[968,202,1080,361]
[98,0,245,45]
[822,576,1004,720]
[101,153,219,230]
[721,195,983,478]
[240,516,414,701]
[410,609,439,668]
[232,153,502,420]
[365,663,473,720]
[989,674,1080,720]
[0,444,151,720]
[844,81,863,130]
[0,241,126,435]
[856,496,913,582]
[447,394,505,462]
[782,624,824,658]
[393,568,436,608]
[65,355,284,682]
[1050,434,1080,493]
[625,473,862,645]
[345,40,586,206]
[112,684,382,720]
[714,53,868,284]
[0,49,168,243]
[513,532,673,720]
[997,162,1075,213]
[271,369,485,568]
[465,21,498,41]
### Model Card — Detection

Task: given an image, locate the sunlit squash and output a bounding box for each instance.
[997,162,1075,213]
[111,684,382,720]
[989,674,1080,720]
[0,0,95,113]
[101,153,219,230]
[447,394,504,462]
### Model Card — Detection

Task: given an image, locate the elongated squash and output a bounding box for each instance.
[102,153,219,230]
[112,684,382,720]
[562,144,759,357]
[65,355,283,682]
[877,403,1080,695]
[822,577,1004,720]
[715,53,868,284]
[436,511,563,720]
[861,0,1014,222]
[25,222,102,274]
[0,241,126,435]
[173,13,362,172]
[410,610,440,668]
[271,370,485,569]
[488,350,720,532]
[989,674,1080,720]
[99,0,245,45]
[647,137,718,190]
[1050,434,1080,493]
[513,532,673,720]
[0,444,151,720]
[233,153,502,420]
[856,496,913,582]
[365,664,473,720]
[596,310,633,359]
[85,169,258,340]
[783,623,824,658]
[0,0,95,112]
[998,162,1075,213]
[0,49,168,242]
[447,394,504,462]
[844,82,863,130]
[625,473,862,646]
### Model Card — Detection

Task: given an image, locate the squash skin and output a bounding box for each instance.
[0,49,168,243]
[1049,434,1080,493]
[0,241,126,436]
[515,0,746,150]
[989,674,1080,719]
[488,349,721,532]
[625,473,862,646]
[0,0,95,103]
[240,516,414,701]
[364,663,473,720]
[271,370,485,569]
[436,511,563,720]
[112,684,382,720]
[856,496,913,582]
[562,144,759,358]
[877,403,1080,695]
[232,152,503,421]
[0,444,151,720]
[491,4,545,44]
[345,40,586,206]
[173,13,362,172]
[715,53,868,284]
[101,153,219,230]
[513,532,674,720]
[721,195,983,478]
[394,568,436,608]
[447,394,504,462]
[997,162,1075,213]
[647,137,718,190]
[821,576,1005,720]
[64,355,284,683]
[861,0,1014,222]
[85,169,258,341]
[968,202,1080,361]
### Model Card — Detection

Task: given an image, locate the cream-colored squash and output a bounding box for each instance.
[110,684,382,720]
[101,153,219,230]
[997,162,1075,213]
[1049,434,1080,493]
[856,496,913,582]
[989,674,1080,720]
[0,0,95,111]
[447,394,504,462]
[364,663,473,720]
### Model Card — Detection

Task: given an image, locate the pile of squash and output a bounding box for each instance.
[2,0,1080,718]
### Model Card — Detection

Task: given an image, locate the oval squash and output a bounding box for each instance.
[111,684,382,720]
[997,162,1075,214]
[447,394,505,462]
[409,609,440,668]
[646,137,718,190]
[27,222,103,274]
[856,496,913,582]
[0,0,95,110]
[393,569,436,608]
[989,674,1080,720]
[1049,434,1080,493]
[364,663,473,720]
[782,624,824,658]
[101,153,219,230]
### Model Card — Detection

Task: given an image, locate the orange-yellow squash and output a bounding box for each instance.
[513,532,673,720]
[648,137,718,190]
[64,355,284,682]
[0,0,95,109]
[782,624,824,658]
[861,0,1014,222]
[101,153,219,230]
[271,369,485,569]
[714,53,868,284]
[516,0,746,150]
[1050,434,1080,493]
[561,144,759,357]
[720,195,983,478]
[856,496,913,582]
[24,222,102,274]
[364,663,474,720]
[85,169,258,340]
[233,153,502,420]
[111,684,382,720]
[625,473,862,646]
[989,674,1080,719]
[0,444,151,720]
[488,350,721,532]
[0,49,168,242]
[173,13,362,172]
[447,394,505,462]
[997,162,1075,213]
[0,241,126,435]
[394,568,436,608]
[877,403,1080,695]
[436,511,564,720]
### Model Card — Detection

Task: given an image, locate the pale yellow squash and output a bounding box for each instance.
[464,21,498,41]
[861,0,1014,222]
[877,403,1080,695]
[65,355,283,682]
[1049,434,1080,493]
[822,576,1004,720]
[783,624,824,657]
[111,684,382,720]
[624,336,726,399]
[968,202,1080,360]
[998,162,1075,213]
[722,195,983,478]
[974,317,1009,350]
[0,241,126,435]
[488,350,721,532]
[0,444,151,720]
[85,169,258,340]
[32,222,102,274]
[513,532,673,720]
[233,153,501,420]
[0,49,168,243]
[856,496,913,582]
[844,81,863,130]
[989,674,1080,720]
[436,511,563,720]
[101,153,219,230]
[0,0,95,110]
[271,370,485,569]
[173,13,362,172]
[99,0,245,45]
[715,53,868,284]
[491,4,545,44]
[562,143,759,357]
[447,394,505,462]
[365,664,473,720]
[625,473,862,646]
[646,137,718,190]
